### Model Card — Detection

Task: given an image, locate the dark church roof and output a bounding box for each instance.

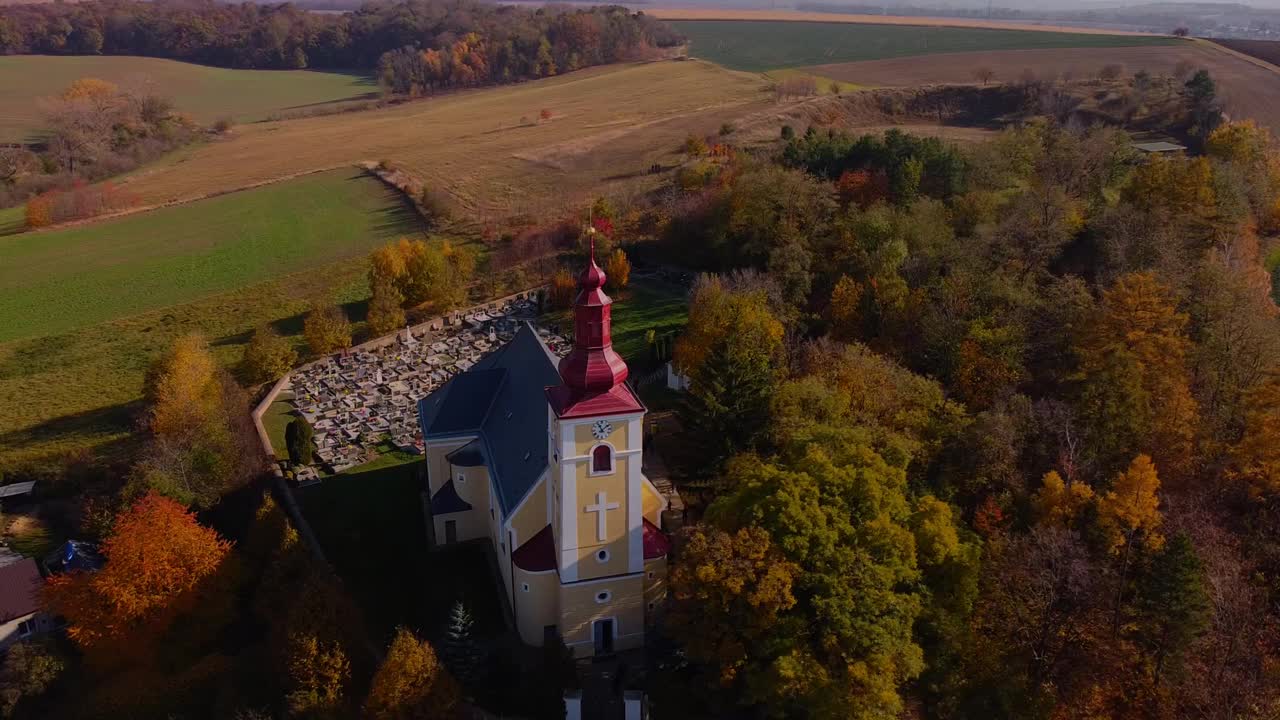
[418,323,562,517]
[429,479,473,515]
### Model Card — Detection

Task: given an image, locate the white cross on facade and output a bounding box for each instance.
[584,491,620,542]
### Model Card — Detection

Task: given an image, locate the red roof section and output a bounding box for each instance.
[643,519,671,559]
[0,560,41,622]
[512,523,557,572]
[547,382,645,420]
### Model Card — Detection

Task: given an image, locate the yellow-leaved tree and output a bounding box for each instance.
[145,333,222,438]
[364,627,459,719]
[1228,370,1280,499]
[1098,454,1164,555]
[605,248,631,292]
[304,302,353,355]
[1031,470,1096,529]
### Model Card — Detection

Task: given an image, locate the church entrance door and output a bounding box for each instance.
[592,619,614,655]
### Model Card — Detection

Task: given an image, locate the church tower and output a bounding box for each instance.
[545,234,665,657]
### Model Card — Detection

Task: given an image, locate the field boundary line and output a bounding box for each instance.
[1196,38,1280,78]
[9,162,354,236]
[652,8,1171,37]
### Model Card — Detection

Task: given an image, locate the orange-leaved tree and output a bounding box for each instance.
[1228,370,1280,499]
[364,627,459,719]
[1074,272,1199,480]
[605,248,631,292]
[43,492,232,663]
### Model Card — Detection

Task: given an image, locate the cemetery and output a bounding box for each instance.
[280,295,570,476]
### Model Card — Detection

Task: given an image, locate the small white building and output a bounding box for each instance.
[0,559,49,649]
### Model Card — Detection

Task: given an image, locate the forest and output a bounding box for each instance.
[641,109,1280,718]
[0,0,682,77]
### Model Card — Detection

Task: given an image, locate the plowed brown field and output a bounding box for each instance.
[807,43,1280,131]
[651,8,1162,36]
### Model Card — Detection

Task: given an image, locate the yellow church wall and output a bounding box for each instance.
[508,475,549,548]
[643,556,668,616]
[572,459,631,581]
[559,574,646,657]
[641,481,662,526]
[572,422,635,456]
[514,568,560,646]
[426,441,492,546]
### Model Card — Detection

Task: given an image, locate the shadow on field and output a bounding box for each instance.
[211,298,370,349]
[0,401,142,460]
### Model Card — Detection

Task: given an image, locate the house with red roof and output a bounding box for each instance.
[0,558,49,650]
[418,241,670,657]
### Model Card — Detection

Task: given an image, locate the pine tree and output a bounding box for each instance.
[441,601,480,690]
[681,336,775,476]
[1133,533,1209,685]
[285,417,315,466]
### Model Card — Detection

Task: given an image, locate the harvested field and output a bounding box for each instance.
[670,19,1177,73]
[653,9,1168,36]
[1211,38,1280,68]
[0,55,376,142]
[114,60,771,220]
[808,43,1280,132]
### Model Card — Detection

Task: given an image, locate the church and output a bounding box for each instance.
[417,245,670,657]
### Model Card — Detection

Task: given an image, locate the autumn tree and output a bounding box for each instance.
[304,302,353,355]
[973,66,996,85]
[1228,369,1280,499]
[1031,469,1095,529]
[0,640,65,719]
[667,526,798,692]
[400,239,476,312]
[137,334,261,507]
[145,333,222,437]
[43,492,233,665]
[367,278,407,337]
[549,268,576,309]
[605,248,630,292]
[1098,454,1165,555]
[363,627,459,720]
[1073,273,1199,479]
[243,324,298,384]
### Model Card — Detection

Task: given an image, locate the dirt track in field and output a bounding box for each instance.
[650,8,1164,36]
[806,43,1280,132]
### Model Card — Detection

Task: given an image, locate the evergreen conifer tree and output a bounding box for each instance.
[285,417,315,466]
[441,601,481,690]
[1133,533,1210,685]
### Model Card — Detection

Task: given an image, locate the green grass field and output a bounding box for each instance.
[0,168,440,467]
[0,55,376,142]
[546,278,689,375]
[670,20,1180,72]
[0,168,426,343]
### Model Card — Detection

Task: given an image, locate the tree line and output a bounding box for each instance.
[0,0,683,78]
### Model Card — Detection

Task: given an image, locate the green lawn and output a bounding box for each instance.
[671,20,1180,72]
[546,278,689,375]
[297,458,506,645]
[263,397,297,458]
[0,55,376,142]
[0,168,444,467]
[0,168,427,343]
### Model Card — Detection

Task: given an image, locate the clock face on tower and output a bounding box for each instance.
[591,420,613,440]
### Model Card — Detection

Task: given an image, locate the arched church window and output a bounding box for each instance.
[592,444,613,474]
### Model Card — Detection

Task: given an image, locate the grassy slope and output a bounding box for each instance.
[111,60,770,218]
[671,20,1180,72]
[0,168,426,343]
[0,55,375,142]
[0,170,438,467]
[545,278,689,374]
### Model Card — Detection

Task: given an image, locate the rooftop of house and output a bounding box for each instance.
[0,559,41,623]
